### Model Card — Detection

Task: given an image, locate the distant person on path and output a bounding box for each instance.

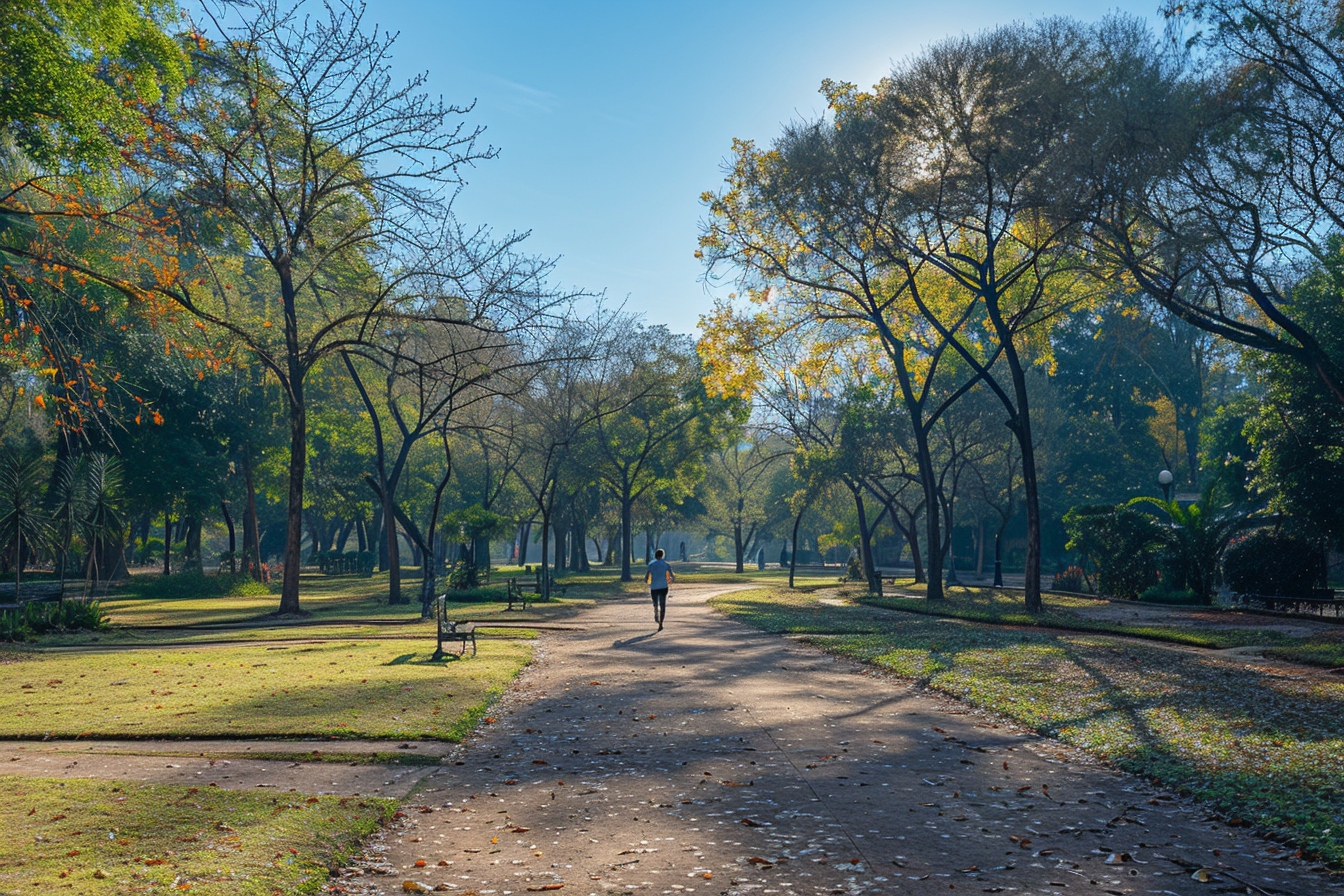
[645,548,675,631]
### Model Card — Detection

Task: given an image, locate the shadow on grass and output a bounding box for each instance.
[714,584,1344,869]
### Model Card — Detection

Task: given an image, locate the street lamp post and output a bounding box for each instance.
[1158,469,1174,503]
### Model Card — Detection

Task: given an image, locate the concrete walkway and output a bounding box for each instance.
[344,584,1339,896]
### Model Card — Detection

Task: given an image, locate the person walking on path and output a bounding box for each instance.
[644,548,674,630]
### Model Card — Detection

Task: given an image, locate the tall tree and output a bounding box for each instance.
[591,326,737,582]
[1093,0,1344,405]
[149,0,493,612]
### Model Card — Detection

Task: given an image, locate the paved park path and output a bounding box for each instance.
[343,584,1340,896]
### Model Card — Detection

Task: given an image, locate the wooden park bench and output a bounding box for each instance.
[506,578,530,611]
[0,581,67,612]
[431,594,476,659]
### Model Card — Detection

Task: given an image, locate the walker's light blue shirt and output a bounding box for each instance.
[647,558,671,590]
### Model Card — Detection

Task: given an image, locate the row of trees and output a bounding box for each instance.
[699,0,1344,606]
[4,0,1341,610]
[0,0,746,609]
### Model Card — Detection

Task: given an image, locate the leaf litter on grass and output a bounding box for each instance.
[0,775,395,895]
[711,586,1344,868]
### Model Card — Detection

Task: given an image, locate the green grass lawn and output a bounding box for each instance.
[0,775,394,895]
[866,586,1344,668]
[711,585,1344,868]
[0,637,531,740]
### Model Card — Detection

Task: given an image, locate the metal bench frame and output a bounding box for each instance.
[432,595,476,659]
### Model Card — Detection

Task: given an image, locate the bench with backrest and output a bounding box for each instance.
[506,578,530,611]
[431,594,476,659]
[531,569,566,599]
[1236,590,1342,618]
[0,581,66,612]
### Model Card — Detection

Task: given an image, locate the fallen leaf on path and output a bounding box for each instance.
[747,857,773,867]
[1191,868,1214,882]
[525,885,563,892]
[1104,853,1131,865]
[402,883,431,893]
[512,826,530,833]
[740,818,762,827]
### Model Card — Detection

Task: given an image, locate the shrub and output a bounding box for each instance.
[1051,565,1089,593]
[1139,584,1202,605]
[1063,504,1162,600]
[121,571,271,601]
[133,538,165,565]
[0,599,107,642]
[844,552,863,582]
[447,560,480,590]
[1223,529,1323,597]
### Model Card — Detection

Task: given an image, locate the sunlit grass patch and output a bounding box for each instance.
[715,585,1344,867]
[864,588,1312,654]
[0,637,533,741]
[0,775,393,895]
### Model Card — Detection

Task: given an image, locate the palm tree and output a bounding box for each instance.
[81,454,125,592]
[50,455,90,600]
[1129,490,1246,605]
[0,450,52,596]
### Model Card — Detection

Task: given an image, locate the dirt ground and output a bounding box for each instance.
[334,584,1341,896]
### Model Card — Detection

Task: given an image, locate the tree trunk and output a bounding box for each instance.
[789,503,804,588]
[849,483,880,593]
[519,521,531,565]
[242,457,262,580]
[162,514,172,576]
[619,497,634,582]
[906,509,924,583]
[221,501,236,574]
[914,429,944,599]
[372,506,386,570]
[183,515,202,573]
[539,509,552,599]
[734,522,745,573]
[279,390,306,614]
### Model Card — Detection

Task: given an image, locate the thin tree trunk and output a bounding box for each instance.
[221,502,236,574]
[163,514,171,576]
[279,391,306,614]
[789,503,805,589]
[619,497,634,582]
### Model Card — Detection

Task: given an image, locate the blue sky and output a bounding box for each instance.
[360,1,1163,335]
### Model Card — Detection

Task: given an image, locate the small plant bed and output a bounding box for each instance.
[710,586,1344,869]
[0,775,394,894]
[0,638,532,741]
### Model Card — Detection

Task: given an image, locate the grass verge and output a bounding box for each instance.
[711,586,1344,869]
[866,587,1344,668]
[0,775,393,894]
[0,637,532,741]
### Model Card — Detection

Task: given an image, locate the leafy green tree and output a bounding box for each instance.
[1244,243,1344,544]
[1063,504,1162,600]
[590,327,739,581]
[0,0,186,169]
[700,432,787,573]
[148,1,494,612]
[1096,0,1344,406]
